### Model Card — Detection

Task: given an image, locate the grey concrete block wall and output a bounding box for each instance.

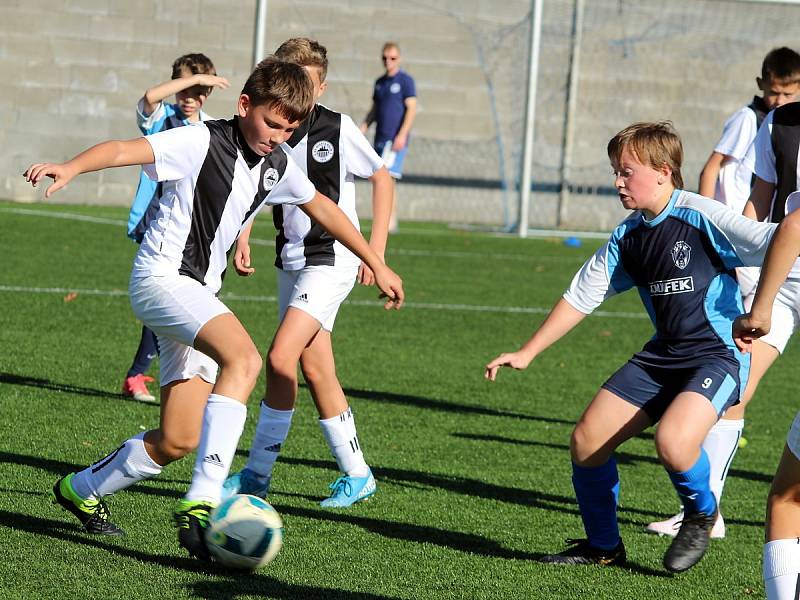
[4,0,800,231]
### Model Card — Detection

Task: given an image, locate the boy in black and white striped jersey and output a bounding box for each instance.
[225,38,394,508]
[25,57,403,561]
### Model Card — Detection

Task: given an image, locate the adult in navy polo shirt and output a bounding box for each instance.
[361,42,417,232]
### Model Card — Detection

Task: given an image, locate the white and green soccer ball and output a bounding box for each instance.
[205,494,284,569]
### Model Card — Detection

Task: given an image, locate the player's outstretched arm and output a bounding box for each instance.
[142,74,230,115]
[358,166,393,286]
[734,209,800,352]
[300,192,403,309]
[24,138,155,198]
[234,222,255,277]
[485,298,587,381]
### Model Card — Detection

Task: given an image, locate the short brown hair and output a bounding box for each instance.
[245,56,315,123]
[607,122,684,189]
[171,53,217,96]
[274,37,328,82]
[762,47,800,85]
[382,42,400,54]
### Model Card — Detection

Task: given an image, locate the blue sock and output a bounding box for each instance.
[127,325,158,377]
[667,449,717,516]
[572,458,620,550]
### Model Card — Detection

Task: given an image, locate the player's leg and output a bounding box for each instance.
[539,385,651,566]
[54,341,213,536]
[656,360,741,573]
[301,330,376,507]
[121,324,158,402]
[763,414,800,599]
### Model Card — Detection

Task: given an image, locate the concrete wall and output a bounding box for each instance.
[3,0,800,230]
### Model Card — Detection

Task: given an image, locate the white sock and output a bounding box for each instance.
[319,406,369,477]
[72,432,162,499]
[244,402,294,482]
[764,538,800,600]
[185,393,247,503]
[702,418,744,507]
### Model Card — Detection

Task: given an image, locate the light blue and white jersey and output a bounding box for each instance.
[126,99,212,241]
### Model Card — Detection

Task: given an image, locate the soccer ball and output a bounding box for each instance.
[204,494,284,569]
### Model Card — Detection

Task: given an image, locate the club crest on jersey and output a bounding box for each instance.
[312,140,335,163]
[262,168,279,191]
[671,241,691,270]
[390,82,401,94]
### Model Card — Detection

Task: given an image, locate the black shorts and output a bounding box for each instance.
[602,357,742,422]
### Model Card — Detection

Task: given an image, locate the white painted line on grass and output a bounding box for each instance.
[0,285,648,319]
[0,206,126,226]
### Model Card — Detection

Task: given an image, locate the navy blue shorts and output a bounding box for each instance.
[602,358,742,422]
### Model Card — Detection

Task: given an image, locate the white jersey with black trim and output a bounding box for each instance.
[132,117,316,293]
[274,104,384,271]
[713,104,759,213]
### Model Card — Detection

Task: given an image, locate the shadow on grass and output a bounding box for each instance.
[0,509,398,599]
[336,385,655,440]
[275,503,539,560]
[0,371,156,405]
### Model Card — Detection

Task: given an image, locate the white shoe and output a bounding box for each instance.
[646,510,726,539]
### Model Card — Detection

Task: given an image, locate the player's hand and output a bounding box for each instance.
[392,133,407,151]
[233,243,255,276]
[485,351,533,381]
[357,261,376,286]
[23,162,75,198]
[732,312,771,353]
[196,74,230,90]
[373,265,403,310]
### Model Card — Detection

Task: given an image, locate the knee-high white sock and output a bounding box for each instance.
[764,538,800,600]
[319,406,369,477]
[185,393,247,503]
[244,402,294,482]
[71,432,162,499]
[702,418,744,506]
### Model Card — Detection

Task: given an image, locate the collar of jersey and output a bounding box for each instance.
[233,116,263,169]
[642,189,680,228]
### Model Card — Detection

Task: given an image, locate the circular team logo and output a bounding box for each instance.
[262,168,279,191]
[311,140,335,163]
[390,82,401,94]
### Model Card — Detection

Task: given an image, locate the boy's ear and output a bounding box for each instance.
[756,76,765,91]
[317,80,328,99]
[238,94,250,118]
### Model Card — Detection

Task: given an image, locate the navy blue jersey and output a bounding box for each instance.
[565,190,777,383]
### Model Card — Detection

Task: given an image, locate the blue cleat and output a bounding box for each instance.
[221,468,270,501]
[320,470,377,508]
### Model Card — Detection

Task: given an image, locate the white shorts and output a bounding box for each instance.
[277,265,358,332]
[786,412,800,460]
[129,273,229,386]
[739,268,800,354]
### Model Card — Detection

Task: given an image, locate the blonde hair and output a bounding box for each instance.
[607,121,684,189]
[275,37,328,82]
[382,41,400,54]
[246,56,315,123]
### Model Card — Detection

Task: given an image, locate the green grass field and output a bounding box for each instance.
[0,200,790,599]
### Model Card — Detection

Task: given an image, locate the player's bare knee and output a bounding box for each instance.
[570,425,601,465]
[267,346,297,381]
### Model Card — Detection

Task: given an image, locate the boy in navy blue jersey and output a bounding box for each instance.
[486,122,779,573]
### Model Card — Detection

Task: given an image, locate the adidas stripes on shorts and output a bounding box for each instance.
[277,265,358,332]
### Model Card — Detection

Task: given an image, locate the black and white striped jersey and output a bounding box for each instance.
[132,117,316,293]
[753,102,800,222]
[273,104,384,270]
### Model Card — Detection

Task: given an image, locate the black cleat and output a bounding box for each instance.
[52,473,125,536]
[663,510,718,573]
[174,500,214,562]
[539,538,626,566]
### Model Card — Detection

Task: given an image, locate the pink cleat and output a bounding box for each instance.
[122,374,157,403]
